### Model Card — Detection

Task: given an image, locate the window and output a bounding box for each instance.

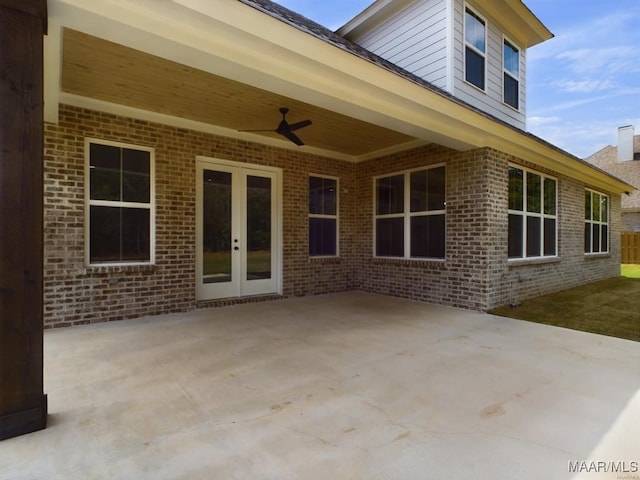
[503,38,520,109]
[508,166,557,259]
[465,7,486,90]
[309,175,338,256]
[375,166,446,259]
[585,190,609,254]
[86,139,154,265]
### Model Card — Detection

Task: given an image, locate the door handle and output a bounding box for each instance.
[234,246,239,251]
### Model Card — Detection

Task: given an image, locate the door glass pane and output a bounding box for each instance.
[202,170,232,284]
[246,175,272,281]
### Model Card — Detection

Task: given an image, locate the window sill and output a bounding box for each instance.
[309,256,341,264]
[502,101,520,113]
[584,252,611,260]
[508,256,560,267]
[83,264,158,275]
[372,257,446,266]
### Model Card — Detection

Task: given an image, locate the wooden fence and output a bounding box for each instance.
[621,232,640,264]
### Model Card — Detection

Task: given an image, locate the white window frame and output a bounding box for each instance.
[463,4,487,92]
[508,164,558,261]
[502,35,521,110]
[373,164,446,260]
[585,189,609,255]
[308,174,339,257]
[84,138,156,266]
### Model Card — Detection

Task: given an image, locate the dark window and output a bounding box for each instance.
[504,73,519,109]
[309,176,338,256]
[584,190,609,254]
[465,8,486,90]
[375,166,445,259]
[508,166,557,259]
[88,141,153,264]
[503,39,520,109]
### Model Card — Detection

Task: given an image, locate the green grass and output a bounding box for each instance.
[203,250,271,277]
[489,275,640,342]
[622,264,640,278]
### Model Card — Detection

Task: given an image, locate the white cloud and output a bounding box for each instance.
[550,79,616,93]
[527,116,561,128]
[556,47,640,75]
[529,10,640,64]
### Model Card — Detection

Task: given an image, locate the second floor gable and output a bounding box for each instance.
[338,0,553,131]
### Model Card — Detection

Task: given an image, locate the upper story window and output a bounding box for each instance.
[585,190,609,254]
[86,139,155,265]
[374,165,446,259]
[309,175,338,256]
[464,7,486,91]
[508,165,557,259]
[503,38,520,109]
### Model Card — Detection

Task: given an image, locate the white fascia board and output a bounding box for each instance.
[47,0,622,193]
[486,134,634,195]
[46,0,489,150]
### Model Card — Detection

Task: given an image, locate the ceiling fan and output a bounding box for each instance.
[239,107,312,146]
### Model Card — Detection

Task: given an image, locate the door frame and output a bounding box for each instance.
[195,156,283,301]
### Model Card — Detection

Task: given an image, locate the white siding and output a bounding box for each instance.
[452,0,526,129]
[348,0,450,91]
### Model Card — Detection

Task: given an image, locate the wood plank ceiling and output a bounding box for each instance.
[61,28,416,158]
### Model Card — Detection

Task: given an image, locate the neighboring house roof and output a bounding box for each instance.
[586,135,640,210]
[46,0,634,195]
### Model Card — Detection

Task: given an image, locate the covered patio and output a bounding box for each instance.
[3,293,638,479]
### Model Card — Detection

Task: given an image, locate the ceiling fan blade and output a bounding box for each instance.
[288,119,312,132]
[280,130,305,146]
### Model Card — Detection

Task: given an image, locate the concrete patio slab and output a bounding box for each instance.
[2,292,638,479]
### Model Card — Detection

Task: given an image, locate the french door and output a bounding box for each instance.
[196,158,281,300]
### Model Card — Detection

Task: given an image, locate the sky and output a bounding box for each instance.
[276,0,640,158]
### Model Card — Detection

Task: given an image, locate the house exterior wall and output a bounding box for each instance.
[346,0,450,91]
[43,104,354,328]
[351,145,621,310]
[484,153,622,308]
[343,0,527,129]
[452,0,527,129]
[43,104,621,328]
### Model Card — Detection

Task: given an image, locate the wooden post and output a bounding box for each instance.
[0,0,48,440]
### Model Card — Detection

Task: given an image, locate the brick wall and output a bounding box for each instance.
[43,105,622,327]
[485,151,622,308]
[44,105,353,328]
